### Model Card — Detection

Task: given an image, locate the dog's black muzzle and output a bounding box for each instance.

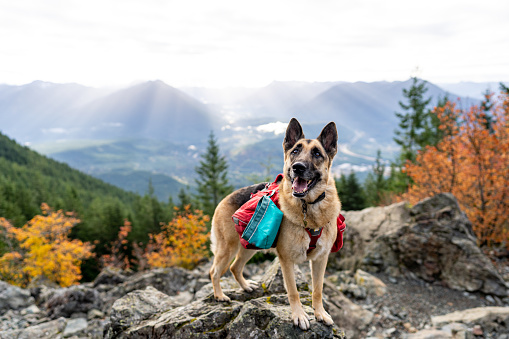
[290,162,320,198]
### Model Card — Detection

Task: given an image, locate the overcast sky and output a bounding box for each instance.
[1,0,508,88]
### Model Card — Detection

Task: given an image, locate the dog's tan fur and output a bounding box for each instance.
[210,118,341,330]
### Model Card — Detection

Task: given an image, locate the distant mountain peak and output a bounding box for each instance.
[131,80,174,91]
[28,80,55,88]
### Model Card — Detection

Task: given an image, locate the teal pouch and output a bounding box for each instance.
[241,194,283,249]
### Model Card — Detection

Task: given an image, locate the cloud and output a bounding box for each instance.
[256,122,287,135]
[0,0,508,87]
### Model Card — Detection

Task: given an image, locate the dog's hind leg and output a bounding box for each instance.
[209,197,242,302]
[230,247,258,292]
[210,240,238,302]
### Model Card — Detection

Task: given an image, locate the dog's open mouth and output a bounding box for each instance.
[291,176,318,197]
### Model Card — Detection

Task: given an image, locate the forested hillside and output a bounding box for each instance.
[0,132,177,279]
[0,132,136,225]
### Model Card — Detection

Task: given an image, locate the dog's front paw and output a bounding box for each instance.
[214,294,231,302]
[314,308,333,326]
[242,279,258,292]
[292,307,310,330]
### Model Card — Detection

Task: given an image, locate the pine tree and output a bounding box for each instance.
[480,89,495,133]
[195,132,233,217]
[336,172,365,211]
[177,187,193,210]
[501,82,509,95]
[363,150,387,206]
[422,95,452,147]
[394,77,432,163]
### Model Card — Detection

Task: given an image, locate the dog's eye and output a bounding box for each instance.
[313,151,322,158]
[292,148,299,154]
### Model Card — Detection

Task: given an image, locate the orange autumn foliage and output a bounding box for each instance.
[144,206,210,270]
[0,204,94,287]
[99,220,132,270]
[404,93,509,248]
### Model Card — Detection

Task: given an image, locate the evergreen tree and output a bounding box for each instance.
[386,163,408,195]
[394,77,432,163]
[195,132,233,217]
[336,172,365,211]
[131,180,165,241]
[480,89,495,133]
[177,187,193,210]
[422,95,452,147]
[363,150,387,206]
[501,82,509,95]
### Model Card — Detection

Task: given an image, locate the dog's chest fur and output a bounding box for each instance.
[277,178,340,263]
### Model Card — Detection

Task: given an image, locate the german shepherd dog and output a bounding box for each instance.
[210,118,341,330]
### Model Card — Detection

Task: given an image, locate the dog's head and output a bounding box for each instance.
[282,118,338,200]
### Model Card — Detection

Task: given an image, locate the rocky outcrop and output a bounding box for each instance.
[335,193,509,297]
[105,258,346,338]
[0,193,508,338]
[107,286,188,337]
[109,293,343,338]
[0,266,206,339]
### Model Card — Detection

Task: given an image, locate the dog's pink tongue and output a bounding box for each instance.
[292,177,308,192]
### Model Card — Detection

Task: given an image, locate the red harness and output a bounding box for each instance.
[233,174,346,253]
[305,214,346,253]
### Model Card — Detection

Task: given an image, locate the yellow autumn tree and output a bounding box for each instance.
[0,204,94,287]
[144,206,210,270]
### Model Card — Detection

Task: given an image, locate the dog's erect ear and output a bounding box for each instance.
[317,122,338,158]
[283,118,305,151]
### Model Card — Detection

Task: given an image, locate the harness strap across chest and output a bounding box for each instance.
[301,192,326,254]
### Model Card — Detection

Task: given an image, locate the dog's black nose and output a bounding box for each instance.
[292,162,306,174]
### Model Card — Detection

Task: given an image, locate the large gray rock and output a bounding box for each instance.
[105,258,346,338]
[335,193,508,297]
[107,286,185,337]
[43,285,103,319]
[108,293,344,338]
[0,281,35,314]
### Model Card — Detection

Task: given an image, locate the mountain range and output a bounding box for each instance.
[0,80,215,145]
[0,78,501,199]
